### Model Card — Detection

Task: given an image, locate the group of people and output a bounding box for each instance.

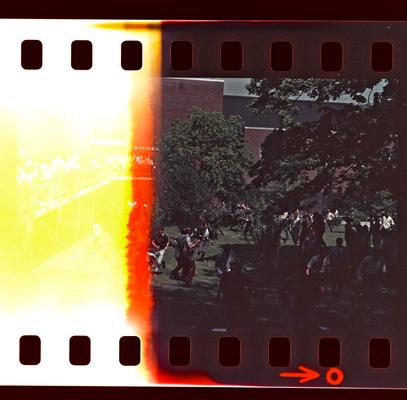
[149,219,252,322]
[149,204,397,327]
[284,209,397,304]
[280,209,338,246]
[149,222,218,284]
[194,201,257,242]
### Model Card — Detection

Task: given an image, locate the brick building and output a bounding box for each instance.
[161,78,224,135]
[161,78,345,161]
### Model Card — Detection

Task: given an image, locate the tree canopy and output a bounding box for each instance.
[246,78,399,218]
[156,107,252,225]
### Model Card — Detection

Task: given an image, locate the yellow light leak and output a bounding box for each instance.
[0,20,161,385]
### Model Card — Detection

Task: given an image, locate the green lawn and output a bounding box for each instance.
[152,225,266,330]
[157,223,346,275]
[152,225,255,305]
[282,223,345,247]
[152,224,397,333]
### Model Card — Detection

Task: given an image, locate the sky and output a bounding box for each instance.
[223,78,387,104]
[223,78,254,96]
[169,77,387,104]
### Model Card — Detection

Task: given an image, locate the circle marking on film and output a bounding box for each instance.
[326,367,344,386]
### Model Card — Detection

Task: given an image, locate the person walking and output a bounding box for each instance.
[150,226,169,273]
[195,222,215,260]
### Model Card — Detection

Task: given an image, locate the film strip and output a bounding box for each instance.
[0,20,405,389]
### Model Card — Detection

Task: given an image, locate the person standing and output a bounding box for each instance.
[214,244,239,276]
[199,209,208,225]
[179,227,201,285]
[170,227,187,279]
[242,210,254,241]
[352,222,369,270]
[290,210,301,245]
[298,214,310,247]
[371,215,381,248]
[280,211,291,241]
[326,209,335,233]
[326,237,351,294]
[218,262,250,326]
[381,213,395,231]
[311,211,325,239]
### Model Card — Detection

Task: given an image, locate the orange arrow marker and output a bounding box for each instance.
[280,365,320,384]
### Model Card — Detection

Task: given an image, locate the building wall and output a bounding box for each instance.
[159,78,351,212]
[161,79,274,160]
[245,127,275,161]
[161,78,224,135]
[161,79,346,161]
[224,95,346,127]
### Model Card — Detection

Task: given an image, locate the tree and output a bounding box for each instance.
[246,78,399,219]
[156,107,252,226]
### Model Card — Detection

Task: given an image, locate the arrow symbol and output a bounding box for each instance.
[280,365,320,384]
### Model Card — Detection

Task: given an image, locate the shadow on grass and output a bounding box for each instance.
[152,227,398,332]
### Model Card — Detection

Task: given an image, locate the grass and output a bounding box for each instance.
[282,223,345,247]
[152,224,397,333]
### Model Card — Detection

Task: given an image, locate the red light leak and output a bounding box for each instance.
[125,71,218,385]
[156,369,219,385]
[126,76,157,379]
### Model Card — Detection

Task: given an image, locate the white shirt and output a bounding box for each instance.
[186,234,193,247]
[382,216,395,230]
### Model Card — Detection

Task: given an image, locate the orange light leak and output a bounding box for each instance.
[123,26,162,383]
[155,369,219,385]
[0,19,217,386]
[0,20,163,386]
[126,77,161,378]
